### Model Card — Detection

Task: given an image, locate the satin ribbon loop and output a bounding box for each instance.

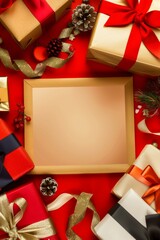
[100,0,160,70]
[128,165,160,212]
[142,166,160,213]
[47,192,100,240]
[0,194,55,239]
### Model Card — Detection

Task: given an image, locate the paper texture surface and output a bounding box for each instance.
[88,0,160,76]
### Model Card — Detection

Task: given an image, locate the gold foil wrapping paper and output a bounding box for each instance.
[0,77,9,111]
[88,0,160,76]
[112,144,160,210]
[0,0,72,49]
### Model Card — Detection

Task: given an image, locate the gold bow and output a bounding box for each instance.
[0,194,55,239]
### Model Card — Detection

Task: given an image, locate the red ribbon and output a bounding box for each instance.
[100,0,160,71]
[23,0,54,24]
[0,0,54,25]
[128,165,160,213]
[0,0,15,13]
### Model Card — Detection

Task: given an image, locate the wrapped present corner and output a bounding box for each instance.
[0,182,58,239]
[0,118,34,189]
[88,0,160,76]
[0,77,9,111]
[112,144,160,212]
[94,189,157,240]
[0,0,72,48]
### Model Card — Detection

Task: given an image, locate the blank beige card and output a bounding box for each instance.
[24,77,135,174]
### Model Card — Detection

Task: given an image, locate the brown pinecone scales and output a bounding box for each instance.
[47,38,63,58]
[72,4,97,32]
[40,177,58,196]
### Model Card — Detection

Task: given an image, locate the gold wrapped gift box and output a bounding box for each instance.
[0,0,72,49]
[0,77,9,111]
[88,0,160,76]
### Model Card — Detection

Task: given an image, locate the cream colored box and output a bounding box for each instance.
[0,0,71,49]
[88,0,160,76]
[112,144,160,211]
[0,77,9,111]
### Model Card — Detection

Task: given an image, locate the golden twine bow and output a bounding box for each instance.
[0,194,56,239]
[0,28,74,78]
[47,192,100,240]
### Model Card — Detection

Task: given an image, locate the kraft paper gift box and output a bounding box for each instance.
[0,77,9,111]
[0,0,72,48]
[0,182,59,239]
[94,189,157,240]
[0,118,34,189]
[112,144,160,212]
[88,0,160,76]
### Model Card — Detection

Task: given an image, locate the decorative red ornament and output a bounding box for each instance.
[33,46,48,62]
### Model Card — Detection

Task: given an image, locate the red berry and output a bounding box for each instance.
[15,123,20,129]
[18,117,23,122]
[26,116,31,122]
[20,105,25,110]
[69,46,75,52]
[19,122,24,128]
[14,118,19,123]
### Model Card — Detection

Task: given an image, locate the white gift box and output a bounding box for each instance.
[94,189,156,240]
[112,144,160,210]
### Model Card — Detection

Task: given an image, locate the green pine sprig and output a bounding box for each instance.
[135,90,160,115]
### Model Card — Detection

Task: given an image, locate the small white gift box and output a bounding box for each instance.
[94,189,156,240]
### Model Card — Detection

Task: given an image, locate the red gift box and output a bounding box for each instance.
[0,118,34,189]
[0,182,59,239]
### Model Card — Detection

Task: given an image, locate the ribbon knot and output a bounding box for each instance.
[100,0,160,71]
[141,166,160,213]
[8,226,19,239]
[134,12,145,25]
[0,195,55,239]
[128,165,160,213]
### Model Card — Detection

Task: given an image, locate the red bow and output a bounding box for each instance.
[100,0,160,70]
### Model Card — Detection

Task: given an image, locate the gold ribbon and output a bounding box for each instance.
[0,29,74,78]
[0,194,56,239]
[47,192,100,240]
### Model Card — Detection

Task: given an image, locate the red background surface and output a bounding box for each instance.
[0,0,160,239]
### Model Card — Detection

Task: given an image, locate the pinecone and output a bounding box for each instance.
[46,38,63,58]
[72,4,97,32]
[40,177,58,196]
